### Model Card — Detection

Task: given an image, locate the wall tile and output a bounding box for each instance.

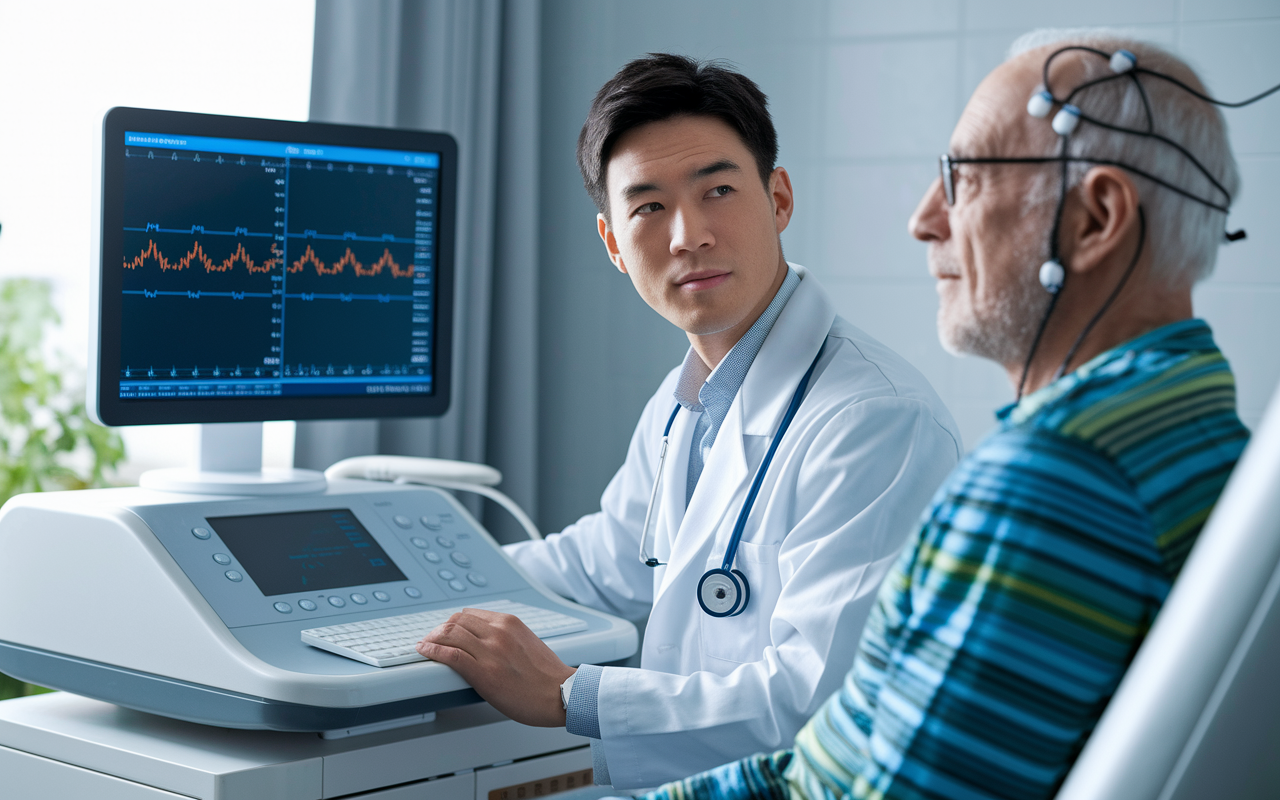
[1194,284,1280,431]
[964,0,1179,31]
[1182,0,1280,23]
[816,160,937,280]
[828,0,961,38]
[1179,20,1280,157]
[1209,155,1280,285]
[824,37,960,158]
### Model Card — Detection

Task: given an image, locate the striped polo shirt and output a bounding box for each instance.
[635,318,1249,800]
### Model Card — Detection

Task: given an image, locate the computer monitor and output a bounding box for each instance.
[89,107,457,429]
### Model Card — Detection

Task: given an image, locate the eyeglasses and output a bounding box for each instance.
[938,153,1229,212]
[938,154,1062,206]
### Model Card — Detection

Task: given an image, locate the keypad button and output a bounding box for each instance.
[424,551,442,563]
[410,537,429,549]
[350,593,368,605]
[437,569,456,581]
[273,602,292,614]
[393,515,413,529]
[439,513,454,522]
[466,572,488,587]
[298,599,318,611]
[450,551,472,567]
[224,570,243,582]
[420,515,443,530]
[327,596,346,608]
[213,553,232,565]
[436,536,454,549]
[449,580,467,592]
[192,527,212,540]
[372,591,390,602]
[404,586,423,599]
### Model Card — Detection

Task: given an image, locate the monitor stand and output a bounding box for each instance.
[139,422,328,495]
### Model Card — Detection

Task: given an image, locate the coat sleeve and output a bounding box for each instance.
[594,396,962,789]
[503,371,681,621]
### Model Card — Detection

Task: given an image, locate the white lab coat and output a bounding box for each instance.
[506,265,961,789]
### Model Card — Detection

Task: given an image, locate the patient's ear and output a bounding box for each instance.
[1061,166,1141,276]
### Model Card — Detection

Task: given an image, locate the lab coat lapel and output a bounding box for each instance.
[652,395,750,609]
[737,265,837,437]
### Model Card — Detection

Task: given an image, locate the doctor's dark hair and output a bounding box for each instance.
[577,54,778,219]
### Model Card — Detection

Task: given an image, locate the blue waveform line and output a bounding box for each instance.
[284,292,414,303]
[123,225,417,244]
[287,231,417,244]
[124,290,274,299]
[124,224,277,238]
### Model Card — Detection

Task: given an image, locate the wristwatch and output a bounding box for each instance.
[560,671,577,710]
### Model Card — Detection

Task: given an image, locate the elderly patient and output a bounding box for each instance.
[629,29,1251,800]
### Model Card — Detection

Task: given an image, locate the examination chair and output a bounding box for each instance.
[1056,380,1280,800]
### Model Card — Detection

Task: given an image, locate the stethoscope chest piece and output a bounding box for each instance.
[697,568,751,617]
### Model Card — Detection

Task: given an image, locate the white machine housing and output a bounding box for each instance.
[0,479,637,731]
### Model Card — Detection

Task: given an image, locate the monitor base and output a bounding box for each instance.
[140,467,328,495]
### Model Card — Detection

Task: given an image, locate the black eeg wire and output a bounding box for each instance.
[1012,47,1279,401]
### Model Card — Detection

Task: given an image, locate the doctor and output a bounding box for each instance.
[417,54,961,789]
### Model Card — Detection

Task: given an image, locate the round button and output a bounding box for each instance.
[420,515,443,530]
[404,586,423,599]
[437,569,456,581]
[273,602,292,614]
[192,527,212,540]
[436,536,454,549]
[350,593,368,605]
[372,591,390,602]
[450,551,472,567]
[449,580,467,592]
[298,599,318,611]
[327,596,346,608]
[393,515,413,529]
[410,537,429,549]
[212,553,232,565]
[424,551,442,564]
[467,572,488,587]
[225,570,243,582]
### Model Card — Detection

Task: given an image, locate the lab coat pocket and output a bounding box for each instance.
[699,541,782,665]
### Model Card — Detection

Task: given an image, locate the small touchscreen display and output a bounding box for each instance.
[207,508,406,596]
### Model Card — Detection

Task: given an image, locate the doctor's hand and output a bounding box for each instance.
[416,608,576,728]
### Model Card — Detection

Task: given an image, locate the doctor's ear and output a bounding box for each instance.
[597,214,628,274]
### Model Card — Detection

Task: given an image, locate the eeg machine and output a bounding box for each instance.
[0,108,636,800]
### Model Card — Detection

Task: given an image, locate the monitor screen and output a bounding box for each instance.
[92,108,456,425]
[207,508,408,596]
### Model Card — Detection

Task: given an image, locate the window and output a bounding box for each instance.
[0,1,315,479]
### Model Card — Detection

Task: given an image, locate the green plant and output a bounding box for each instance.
[0,278,125,701]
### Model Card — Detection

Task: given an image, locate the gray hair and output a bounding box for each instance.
[1008,29,1240,286]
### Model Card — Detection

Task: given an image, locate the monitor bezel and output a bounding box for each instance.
[91,106,457,426]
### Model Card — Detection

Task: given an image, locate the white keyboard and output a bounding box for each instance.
[301,599,590,667]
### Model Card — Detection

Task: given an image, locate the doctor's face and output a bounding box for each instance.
[597,115,793,349]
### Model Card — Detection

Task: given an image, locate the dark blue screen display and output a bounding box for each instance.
[117,132,440,400]
[208,508,407,596]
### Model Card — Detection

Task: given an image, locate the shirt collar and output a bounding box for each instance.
[997,318,1214,427]
[673,267,802,413]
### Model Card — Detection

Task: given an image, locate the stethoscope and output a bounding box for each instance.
[638,344,825,618]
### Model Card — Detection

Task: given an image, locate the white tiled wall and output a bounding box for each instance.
[536,0,1280,529]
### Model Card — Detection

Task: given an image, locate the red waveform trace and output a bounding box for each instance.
[289,245,415,278]
[124,240,280,274]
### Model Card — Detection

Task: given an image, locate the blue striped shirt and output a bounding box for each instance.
[636,318,1248,800]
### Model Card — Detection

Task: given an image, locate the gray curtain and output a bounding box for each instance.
[301,0,538,540]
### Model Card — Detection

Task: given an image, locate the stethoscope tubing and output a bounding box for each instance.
[637,343,826,574]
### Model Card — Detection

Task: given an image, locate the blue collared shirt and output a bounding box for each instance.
[674,267,802,505]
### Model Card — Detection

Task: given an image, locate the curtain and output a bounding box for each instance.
[301,0,539,541]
